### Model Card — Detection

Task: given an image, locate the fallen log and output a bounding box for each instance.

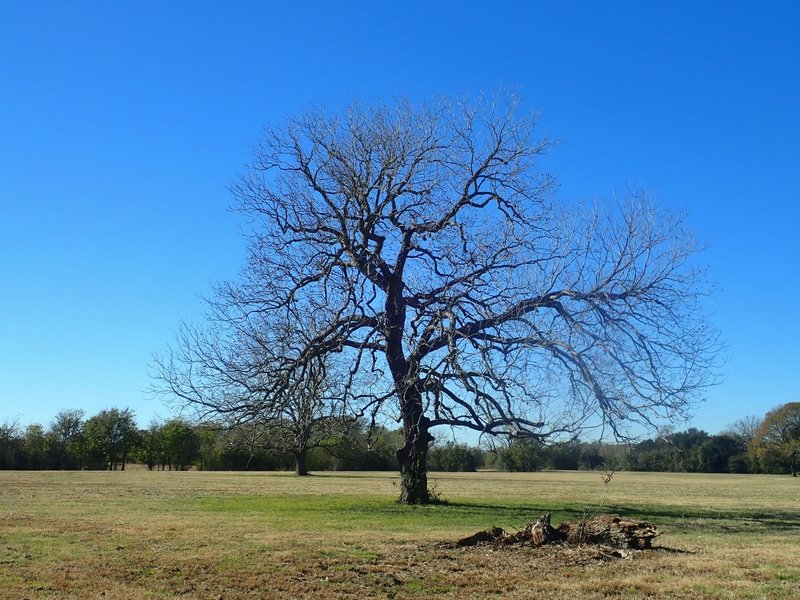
[455,526,506,547]
[557,514,659,549]
[456,513,659,550]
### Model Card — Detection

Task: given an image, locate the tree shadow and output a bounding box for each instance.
[442,501,800,534]
[609,505,800,532]
[650,546,696,555]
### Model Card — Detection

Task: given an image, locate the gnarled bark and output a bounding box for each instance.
[396,389,435,504]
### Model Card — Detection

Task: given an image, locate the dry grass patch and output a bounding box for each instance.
[1,470,798,599]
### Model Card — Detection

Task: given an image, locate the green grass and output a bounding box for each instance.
[1,469,798,598]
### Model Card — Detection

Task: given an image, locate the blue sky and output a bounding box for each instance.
[1,1,798,435]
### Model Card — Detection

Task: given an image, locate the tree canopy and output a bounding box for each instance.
[753,402,800,476]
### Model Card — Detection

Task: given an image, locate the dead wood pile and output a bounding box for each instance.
[456,513,659,552]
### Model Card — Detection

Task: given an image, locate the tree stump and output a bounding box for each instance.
[504,512,560,545]
[456,513,659,550]
[556,514,659,549]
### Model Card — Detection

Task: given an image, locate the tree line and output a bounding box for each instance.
[2,403,797,475]
[0,409,413,473]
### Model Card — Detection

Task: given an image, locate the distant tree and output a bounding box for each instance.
[752,403,800,476]
[320,422,404,471]
[159,93,719,503]
[547,440,581,470]
[666,428,709,472]
[220,423,284,470]
[498,438,544,472]
[22,424,48,469]
[256,354,347,476]
[599,443,632,471]
[192,423,225,471]
[47,409,85,469]
[83,408,139,470]
[158,419,200,470]
[577,441,605,470]
[428,441,482,472]
[630,438,674,472]
[138,420,164,471]
[0,420,22,469]
[697,435,745,473]
[723,415,762,445]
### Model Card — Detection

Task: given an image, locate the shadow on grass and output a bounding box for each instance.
[443,501,597,520]
[444,501,800,534]
[651,546,696,555]
[608,505,800,532]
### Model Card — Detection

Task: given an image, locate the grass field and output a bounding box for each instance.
[1,469,798,599]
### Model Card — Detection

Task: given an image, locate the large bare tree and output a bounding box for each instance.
[163,94,718,503]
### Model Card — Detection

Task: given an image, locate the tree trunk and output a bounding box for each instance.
[294,450,309,476]
[384,271,433,503]
[396,390,434,504]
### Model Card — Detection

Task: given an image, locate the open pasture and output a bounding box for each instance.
[1,470,798,599]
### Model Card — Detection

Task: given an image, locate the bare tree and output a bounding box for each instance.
[154,308,348,476]
[723,415,762,445]
[163,94,719,503]
[258,354,345,475]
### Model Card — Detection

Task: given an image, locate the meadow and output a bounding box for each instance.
[1,469,798,599]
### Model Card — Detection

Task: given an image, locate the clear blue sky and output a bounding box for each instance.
[1,1,798,435]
